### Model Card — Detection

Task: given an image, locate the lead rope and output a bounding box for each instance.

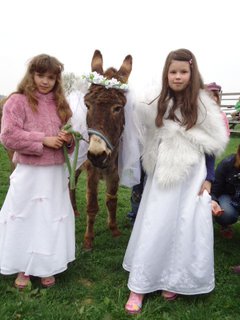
[62,123,88,190]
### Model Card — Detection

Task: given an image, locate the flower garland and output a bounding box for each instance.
[82,71,129,91]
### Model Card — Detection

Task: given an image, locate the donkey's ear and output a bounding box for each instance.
[91,50,104,74]
[117,55,132,83]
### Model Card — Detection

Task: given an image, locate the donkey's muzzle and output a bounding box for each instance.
[87,150,110,168]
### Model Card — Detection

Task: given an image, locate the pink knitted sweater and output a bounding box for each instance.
[1,92,73,166]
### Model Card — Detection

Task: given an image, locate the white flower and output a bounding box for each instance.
[109,78,119,85]
[120,84,128,90]
[82,72,128,91]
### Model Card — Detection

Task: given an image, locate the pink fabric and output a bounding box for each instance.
[221,112,230,136]
[1,92,74,166]
[206,82,221,92]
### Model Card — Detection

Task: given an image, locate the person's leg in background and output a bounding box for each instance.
[215,194,239,239]
[127,166,146,225]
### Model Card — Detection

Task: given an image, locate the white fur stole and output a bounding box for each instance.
[135,89,229,187]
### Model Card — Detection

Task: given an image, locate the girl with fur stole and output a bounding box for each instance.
[123,48,229,314]
[0,54,75,289]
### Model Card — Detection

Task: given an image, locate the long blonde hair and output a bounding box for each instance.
[16,54,72,123]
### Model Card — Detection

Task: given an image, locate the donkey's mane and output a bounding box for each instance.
[104,67,118,79]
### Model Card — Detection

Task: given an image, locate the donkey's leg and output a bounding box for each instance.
[84,167,100,250]
[105,171,121,237]
[69,168,81,217]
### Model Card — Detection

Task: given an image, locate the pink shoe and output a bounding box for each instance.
[220,226,233,239]
[125,291,144,314]
[41,276,55,288]
[162,290,178,301]
[14,272,31,289]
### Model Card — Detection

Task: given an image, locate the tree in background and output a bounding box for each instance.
[63,72,88,95]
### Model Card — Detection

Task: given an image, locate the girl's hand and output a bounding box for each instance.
[43,136,64,149]
[198,180,211,195]
[211,200,224,216]
[58,130,73,144]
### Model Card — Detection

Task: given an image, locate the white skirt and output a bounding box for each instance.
[0,164,75,277]
[123,155,214,295]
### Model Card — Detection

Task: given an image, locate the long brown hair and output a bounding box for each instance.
[16,54,72,123]
[155,48,204,130]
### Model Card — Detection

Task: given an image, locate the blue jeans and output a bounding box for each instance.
[215,194,239,227]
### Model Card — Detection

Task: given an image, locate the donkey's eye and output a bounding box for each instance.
[112,105,122,113]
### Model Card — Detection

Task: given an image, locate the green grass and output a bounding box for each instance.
[0,138,240,320]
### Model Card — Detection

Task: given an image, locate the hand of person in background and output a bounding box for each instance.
[211,200,224,216]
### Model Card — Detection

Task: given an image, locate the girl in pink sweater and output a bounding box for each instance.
[0,54,75,289]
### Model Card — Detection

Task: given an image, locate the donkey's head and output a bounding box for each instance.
[84,50,132,168]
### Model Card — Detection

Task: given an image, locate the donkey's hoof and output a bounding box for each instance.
[83,246,93,252]
[112,229,121,237]
[83,239,93,251]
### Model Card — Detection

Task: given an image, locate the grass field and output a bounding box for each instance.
[0,137,240,320]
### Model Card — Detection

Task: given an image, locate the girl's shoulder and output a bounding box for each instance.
[5,93,27,105]
[4,93,28,112]
[198,89,221,113]
[198,88,211,102]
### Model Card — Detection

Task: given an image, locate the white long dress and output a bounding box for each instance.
[0,164,75,277]
[123,154,214,295]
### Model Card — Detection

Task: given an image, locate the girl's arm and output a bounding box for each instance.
[1,95,45,155]
[205,154,215,183]
[198,154,215,195]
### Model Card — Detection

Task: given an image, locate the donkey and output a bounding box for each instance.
[71,50,133,250]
